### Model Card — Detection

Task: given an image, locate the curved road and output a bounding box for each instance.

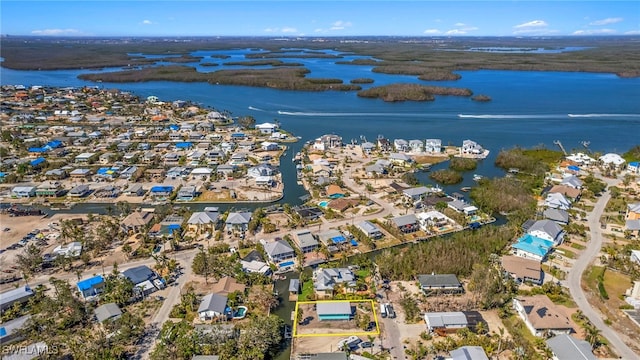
[566,177,638,360]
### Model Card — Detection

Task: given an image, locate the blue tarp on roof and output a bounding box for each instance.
[630,161,639,167]
[175,142,193,148]
[46,140,62,148]
[0,327,6,336]
[77,275,104,291]
[97,167,117,175]
[150,185,174,193]
[0,172,5,177]
[169,124,180,131]
[350,239,358,246]
[231,133,245,138]
[331,236,347,244]
[30,157,46,166]
[567,165,580,171]
[28,147,47,153]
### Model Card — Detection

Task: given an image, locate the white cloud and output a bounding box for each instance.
[625,30,640,35]
[513,28,559,35]
[454,22,466,27]
[423,29,441,34]
[572,29,617,35]
[514,20,548,29]
[589,17,623,26]
[445,29,467,35]
[263,27,298,34]
[142,20,153,25]
[281,27,297,33]
[330,20,352,31]
[31,28,82,36]
[263,28,275,33]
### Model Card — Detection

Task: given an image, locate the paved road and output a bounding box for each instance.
[566,177,638,360]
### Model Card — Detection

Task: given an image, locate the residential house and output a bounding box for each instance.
[95,303,122,323]
[599,153,625,167]
[35,181,64,197]
[560,175,583,189]
[77,275,105,299]
[326,184,345,199]
[0,315,31,345]
[240,259,272,275]
[123,183,145,196]
[149,185,174,198]
[68,184,91,197]
[260,141,279,151]
[628,161,640,174]
[198,293,230,321]
[417,274,464,296]
[416,211,455,232]
[513,295,573,337]
[377,137,391,152]
[543,208,570,225]
[317,229,348,247]
[11,186,36,198]
[248,163,278,178]
[211,276,246,296]
[0,286,35,312]
[403,186,429,201]
[423,312,468,333]
[294,206,324,221]
[120,166,138,180]
[263,240,295,263]
[45,168,69,180]
[630,250,640,264]
[549,185,581,202]
[75,152,96,163]
[122,265,162,297]
[316,302,352,321]
[394,139,409,152]
[70,168,92,179]
[511,234,554,262]
[391,214,419,233]
[361,141,376,154]
[425,139,442,153]
[121,210,154,233]
[544,193,571,210]
[501,256,544,285]
[447,199,478,216]
[356,221,383,239]
[313,268,356,298]
[527,220,565,246]
[461,140,486,156]
[225,212,252,232]
[449,346,489,360]
[546,334,596,360]
[187,211,219,234]
[255,122,279,134]
[293,230,319,253]
[53,242,83,257]
[389,152,412,166]
[408,139,424,153]
[177,185,197,201]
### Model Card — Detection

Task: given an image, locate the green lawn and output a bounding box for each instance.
[298,280,315,301]
[570,242,587,250]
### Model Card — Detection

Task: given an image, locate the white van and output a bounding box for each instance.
[380,303,388,318]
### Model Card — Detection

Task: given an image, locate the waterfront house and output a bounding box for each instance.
[68,184,91,198]
[544,193,571,210]
[187,211,219,234]
[417,274,463,296]
[198,293,230,321]
[11,186,36,198]
[513,295,573,337]
[317,301,353,321]
[293,230,319,254]
[461,140,486,156]
[263,239,295,263]
[511,234,554,261]
[237,140,255,151]
[95,303,122,323]
[121,210,154,233]
[391,214,419,233]
[177,185,197,201]
[501,256,543,285]
[294,206,324,221]
[450,346,489,360]
[424,312,468,333]
[356,220,383,239]
[0,286,34,312]
[225,212,252,232]
[416,211,456,232]
[526,220,565,245]
[123,184,145,197]
[377,137,391,152]
[313,268,356,297]
[546,334,596,360]
[317,229,348,247]
[447,199,478,215]
[628,161,640,174]
[389,152,412,166]
[77,275,105,299]
[393,139,409,152]
[599,153,626,167]
[361,141,376,154]
[255,122,279,134]
[425,139,442,153]
[247,163,278,178]
[260,141,279,151]
[150,185,174,198]
[240,259,272,275]
[409,139,424,153]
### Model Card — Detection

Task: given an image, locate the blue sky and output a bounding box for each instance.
[2,1,639,37]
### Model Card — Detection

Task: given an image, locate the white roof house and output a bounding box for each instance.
[599,153,626,166]
[544,193,571,210]
[53,242,83,257]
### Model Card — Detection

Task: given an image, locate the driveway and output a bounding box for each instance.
[566,177,638,360]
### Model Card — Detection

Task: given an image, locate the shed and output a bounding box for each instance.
[424,312,468,333]
[289,279,300,294]
[95,303,123,323]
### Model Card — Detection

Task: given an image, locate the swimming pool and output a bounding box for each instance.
[279,261,295,268]
[318,201,328,208]
[233,306,248,319]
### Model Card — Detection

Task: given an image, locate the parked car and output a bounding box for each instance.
[360,342,374,348]
[386,304,396,319]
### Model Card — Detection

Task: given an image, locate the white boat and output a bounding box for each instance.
[472,174,484,181]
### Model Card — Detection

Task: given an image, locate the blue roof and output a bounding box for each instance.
[567,165,580,171]
[331,236,346,244]
[150,185,174,192]
[77,275,104,291]
[28,147,47,153]
[512,234,554,257]
[630,161,640,166]
[30,157,45,166]
[350,239,358,246]
[231,133,245,137]
[0,172,5,177]
[0,327,6,336]
[169,124,180,131]
[175,142,193,148]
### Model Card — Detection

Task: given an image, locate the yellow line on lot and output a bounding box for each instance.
[292,299,381,337]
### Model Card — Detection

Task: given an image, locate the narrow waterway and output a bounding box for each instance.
[272,273,297,360]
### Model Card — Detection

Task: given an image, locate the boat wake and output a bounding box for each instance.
[567,113,640,118]
[277,110,425,117]
[248,106,266,112]
[457,114,559,119]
